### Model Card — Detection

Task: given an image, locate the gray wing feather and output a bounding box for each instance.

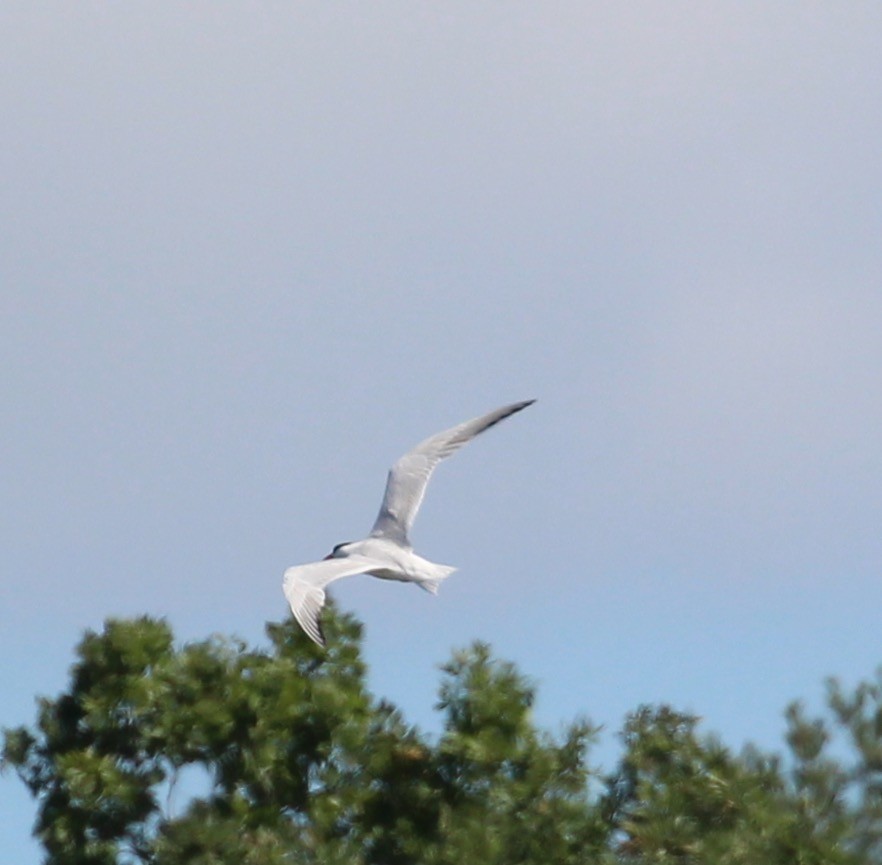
[283,557,376,646]
[369,399,535,545]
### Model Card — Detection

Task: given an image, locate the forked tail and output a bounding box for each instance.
[418,564,457,595]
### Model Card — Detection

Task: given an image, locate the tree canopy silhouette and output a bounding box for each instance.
[4,605,882,863]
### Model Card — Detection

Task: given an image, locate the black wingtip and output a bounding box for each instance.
[478,399,536,433]
[483,399,536,432]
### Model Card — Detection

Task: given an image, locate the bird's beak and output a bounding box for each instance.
[322,553,334,561]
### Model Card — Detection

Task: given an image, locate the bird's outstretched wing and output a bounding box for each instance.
[283,556,376,646]
[370,399,535,546]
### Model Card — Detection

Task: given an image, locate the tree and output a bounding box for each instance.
[5,606,882,864]
[2,606,603,864]
[602,704,858,864]
[433,643,604,864]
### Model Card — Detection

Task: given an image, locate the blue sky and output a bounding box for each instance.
[3,4,882,860]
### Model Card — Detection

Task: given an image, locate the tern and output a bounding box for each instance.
[283,399,534,646]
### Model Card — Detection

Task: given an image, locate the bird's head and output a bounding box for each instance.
[323,541,356,560]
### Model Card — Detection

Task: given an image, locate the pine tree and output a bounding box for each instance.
[5,606,882,864]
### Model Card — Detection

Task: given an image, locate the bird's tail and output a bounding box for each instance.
[418,565,457,595]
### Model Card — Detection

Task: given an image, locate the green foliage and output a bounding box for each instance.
[5,606,882,864]
[603,705,858,864]
[434,643,604,864]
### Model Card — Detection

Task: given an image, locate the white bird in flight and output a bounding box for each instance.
[283,400,535,646]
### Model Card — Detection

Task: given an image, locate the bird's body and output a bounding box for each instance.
[325,536,455,587]
[283,399,534,646]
